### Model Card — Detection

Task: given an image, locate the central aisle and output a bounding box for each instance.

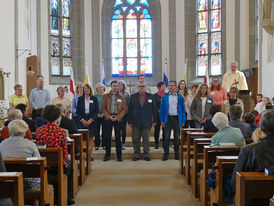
[75,159,196,206]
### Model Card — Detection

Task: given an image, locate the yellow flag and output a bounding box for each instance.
[184,58,188,82]
[84,66,91,85]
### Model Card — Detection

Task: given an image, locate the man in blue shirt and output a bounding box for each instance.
[29,75,51,119]
[160,80,186,161]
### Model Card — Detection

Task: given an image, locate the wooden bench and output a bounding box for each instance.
[200,146,242,206]
[214,156,238,206]
[39,148,68,206]
[185,132,215,185]
[68,139,78,198]
[0,172,24,206]
[236,172,274,206]
[78,129,92,175]
[270,197,274,206]
[3,157,54,206]
[191,138,211,198]
[69,133,86,185]
[180,128,203,174]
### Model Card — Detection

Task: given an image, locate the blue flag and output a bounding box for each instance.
[163,73,168,87]
[102,77,106,86]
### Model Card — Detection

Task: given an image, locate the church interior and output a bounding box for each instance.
[0,0,274,205]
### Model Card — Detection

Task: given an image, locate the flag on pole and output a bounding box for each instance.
[183,58,188,82]
[163,60,169,87]
[204,67,209,86]
[163,73,168,87]
[100,59,106,86]
[70,67,75,95]
[84,65,91,85]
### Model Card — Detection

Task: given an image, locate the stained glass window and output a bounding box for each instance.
[112,0,152,77]
[197,0,222,76]
[50,0,72,76]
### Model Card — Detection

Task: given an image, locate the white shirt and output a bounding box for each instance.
[168,93,178,116]
[222,70,248,92]
[85,98,90,114]
[201,97,207,118]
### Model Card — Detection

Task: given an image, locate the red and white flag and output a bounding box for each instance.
[70,67,75,95]
[204,67,209,86]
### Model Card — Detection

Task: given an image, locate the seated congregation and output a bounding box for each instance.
[1,62,274,205]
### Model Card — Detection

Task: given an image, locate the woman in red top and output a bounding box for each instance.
[209,76,227,106]
[36,105,74,205]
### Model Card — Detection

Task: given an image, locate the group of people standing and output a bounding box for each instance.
[5,61,254,163]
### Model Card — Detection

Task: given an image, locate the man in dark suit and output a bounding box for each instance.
[128,82,157,161]
[56,103,78,134]
[15,103,36,132]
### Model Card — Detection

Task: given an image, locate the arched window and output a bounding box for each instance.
[197,0,222,76]
[112,0,152,77]
[50,0,72,76]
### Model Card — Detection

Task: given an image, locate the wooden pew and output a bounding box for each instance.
[68,139,78,198]
[180,128,203,174]
[270,197,274,206]
[69,133,86,185]
[78,129,92,175]
[185,132,215,185]
[3,157,54,206]
[191,138,211,198]
[200,146,242,206]
[0,172,24,206]
[39,148,67,206]
[214,156,238,206]
[245,138,253,144]
[236,172,274,206]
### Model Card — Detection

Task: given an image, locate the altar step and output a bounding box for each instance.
[93,147,176,160]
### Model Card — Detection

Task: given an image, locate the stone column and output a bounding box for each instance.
[226,0,235,72]
[240,0,249,70]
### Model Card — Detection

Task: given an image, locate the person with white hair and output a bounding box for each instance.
[1,109,32,141]
[0,120,41,194]
[211,112,246,146]
[222,61,248,92]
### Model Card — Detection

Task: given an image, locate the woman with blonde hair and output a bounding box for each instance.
[9,84,30,112]
[178,80,188,99]
[222,86,244,116]
[190,83,214,128]
[94,83,106,149]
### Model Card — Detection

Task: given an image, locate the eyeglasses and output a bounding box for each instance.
[138,86,145,88]
[168,85,176,87]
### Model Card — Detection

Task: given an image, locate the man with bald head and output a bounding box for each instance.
[128,82,157,161]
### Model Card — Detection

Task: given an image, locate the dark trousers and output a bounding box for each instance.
[94,117,106,147]
[163,116,180,155]
[104,120,122,158]
[32,109,37,119]
[48,162,73,202]
[154,122,164,146]
[186,120,195,128]
[120,114,128,144]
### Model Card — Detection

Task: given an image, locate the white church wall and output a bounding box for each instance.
[261,30,274,98]
[0,0,16,101]
[17,0,38,94]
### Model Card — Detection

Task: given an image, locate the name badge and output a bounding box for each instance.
[89,100,94,103]
[117,99,122,103]
[207,100,212,103]
[148,99,152,103]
